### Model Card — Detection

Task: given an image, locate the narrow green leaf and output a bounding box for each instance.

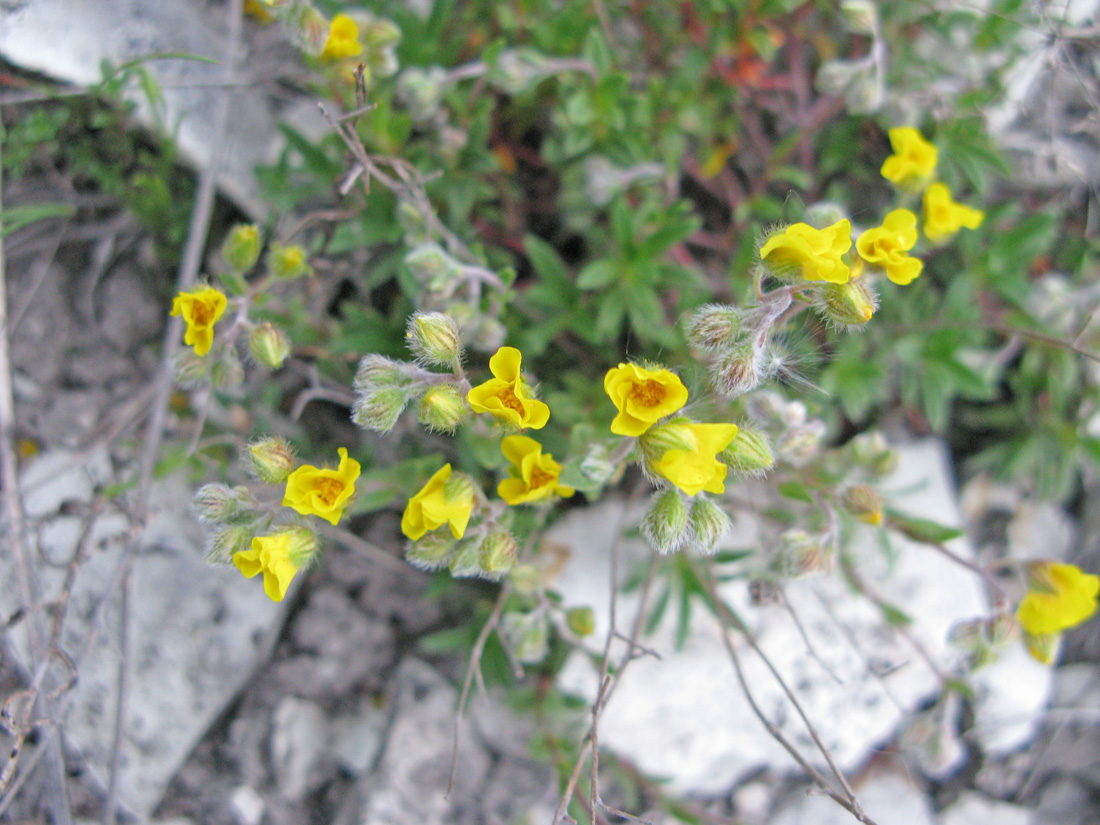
[886,510,964,544]
[777,481,814,503]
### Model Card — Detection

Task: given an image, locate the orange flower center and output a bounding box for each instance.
[315,477,345,508]
[529,466,554,489]
[191,300,214,325]
[498,386,525,415]
[629,380,665,407]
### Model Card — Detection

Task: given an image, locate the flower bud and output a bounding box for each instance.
[417,383,469,433]
[816,279,877,326]
[684,304,743,353]
[1024,631,1059,665]
[194,483,255,523]
[720,427,774,476]
[841,484,884,526]
[579,443,616,486]
[469,317,507,353]
[405,531,456,571]
[222,223,262,273]
[292,6,329,56]
[278,524,320,567]
[443,472,475,503]
[840,0,878,34]
[363,18,400,48]
[173,350,210,387]
[565,606,595,637]
[449,538,484,578]
[217,270,248,297]
[488,49,550,95]
[352,387,410,432]
[501,611,549,664]
[774,528,831,577]
[268,243,312,280]
[479,531,518,579]
[803,202,849,230]
[247,437,296,484]
[777,422,825,466]
[405,243,464,290]
[353,354,409,391]
[206,524,254,565]
[987,612,1020,646]
[407,312,462,366]
[248,322,291,369]
[397,199,429,242]
[509,563,542,596]
[396,67,449,122]
[690,496,731,555]
[642,489,691,555]
[640,419,698,461]
[711,342,763,398]
[210,347,244,390]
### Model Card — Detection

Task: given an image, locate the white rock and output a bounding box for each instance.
[553,440,988,794]
[270,697,331,801]
[771,771,934,825]
[229,785,265,825]
[940,792,1030,825]
[332,700,388,776]
[970,645,1053,755]
[0,450,288,818]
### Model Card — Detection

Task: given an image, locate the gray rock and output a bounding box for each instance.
[331,699,388,776]
[771,771,934,825]
[1031,777,1099,825]
[270,696,332,801]
[940,792,1030,825]
[1,449,289,818]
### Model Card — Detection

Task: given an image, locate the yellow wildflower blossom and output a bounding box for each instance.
[233,533,299,602]
[170,287,227,357]
[650,422,740,496]
[401,464,475,540]
[856,209,924,285]
[320,14,363,61]
[760,220,852,284]
[922,182,985,242]
[880,127,937,189]
[282,447,361,526]
[604,363,689,437]
[467,346,550,430]
[498,435,575,505]
[1017,561,1099,637]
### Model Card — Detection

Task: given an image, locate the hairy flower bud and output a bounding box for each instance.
[222,223,262,273]
[640,419,698,463]
[579,443,617,486]
[277,524,320,567]
[777,422,825,466]
[417,384,469,433]
[405,243,464,291]
[690,496,731,555]
[840,0,878,34]
[720,427,774,476]
[352,387,410,432]
[449,538,484,578]
[405,530,456,571]
[817,279,877,326]
[501,611,549,663]
[479,531,518,579]
[684,304,743,353]
[642,489,691,555]
[363,17,400,48]
[268,243,312,280]
[206,524,254,565]
[841,484,884,526]
[396,67,449,123]
[353,354,409,392]
[566,606,596,637]
[470,317,507,353]
[1024,631,1060,665]
[194,483,256,523]
[247,437,296,484]
[488,49,550,95]
[509,563,543,597]
[173,350,209,387]
[210,347,244,390]
[774,528,832,577]
[248,322,291,369]
[407,312,461,366]
[711,342,763,398]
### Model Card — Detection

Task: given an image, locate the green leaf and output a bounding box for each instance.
[885,510,964,544]
[777,481,814,503]
[879,602,913,627]
[0,203,76,236]
[523,234,570,285]
[576,259,618,290]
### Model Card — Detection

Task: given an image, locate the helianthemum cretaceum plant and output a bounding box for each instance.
[282,448,361,526]
[1016,561,1100,663]
[922,182,985,242]
[604,363,689,436]
[643,420,740,496]
[857,209,923,285]
[467,346,550,430]
[171,286,227,357]
[233,526,318,602]
[880,126,938,190]
[498,435,575,505]
[401,464,476,541]
[759,220,853,284]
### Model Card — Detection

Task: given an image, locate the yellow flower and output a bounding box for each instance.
[922,183,985,242]
[604,363,689,437]
[650,422,740,496]
[233,533,299,602]
[498,435,575,505]
[880,127,938,188]
[467,346,550,430]
[759,220,852,284]
[856,209,924,285]
[170,287,227,357]
[243,0,274,22]
[320,14,363,61]
[1016,561,1099,637]
[282,447,361,526]
[401,464,475,540]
